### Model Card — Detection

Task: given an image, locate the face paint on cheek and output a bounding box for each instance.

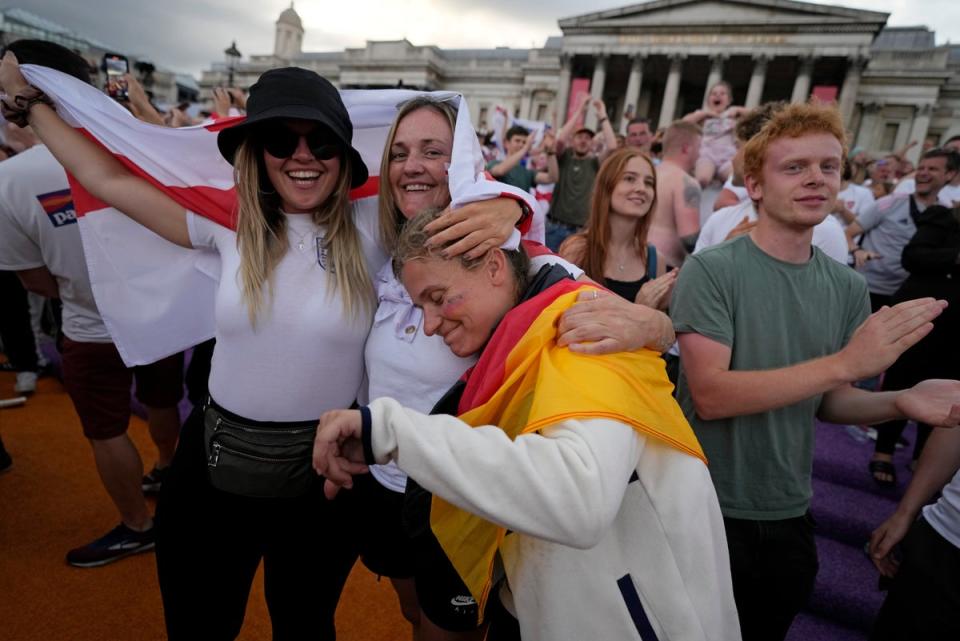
[441,293,465,315]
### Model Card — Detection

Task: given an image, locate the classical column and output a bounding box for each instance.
[519,89,533,121]
[555,54,572,125]
[702,54,726,107]
[791,56,815,104]
[585,54,608,130]
[906,104,934,163]
[744,55,769,109]
[658,54,685,130]
[854,102,883,150]
[623,54,645,120]
[838,56,867,127]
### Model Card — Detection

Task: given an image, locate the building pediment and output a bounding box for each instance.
[560,0,888,34]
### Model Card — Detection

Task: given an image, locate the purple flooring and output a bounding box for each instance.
[787,421,918,641]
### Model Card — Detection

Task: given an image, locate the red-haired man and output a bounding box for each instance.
[671,102,960,641]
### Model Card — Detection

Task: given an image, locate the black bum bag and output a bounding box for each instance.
[203,400,317,498]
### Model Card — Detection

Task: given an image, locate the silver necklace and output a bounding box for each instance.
[290,226,315,252]
[612,249,630,272]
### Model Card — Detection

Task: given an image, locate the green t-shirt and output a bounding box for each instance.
[671,235,870,520]
[547,150,599,227]
[486,160,537,193]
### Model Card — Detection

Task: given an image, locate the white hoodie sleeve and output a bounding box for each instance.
[367,396,643,549]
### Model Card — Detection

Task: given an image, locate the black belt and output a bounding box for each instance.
[203,395,317,429]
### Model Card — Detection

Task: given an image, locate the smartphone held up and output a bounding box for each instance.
[102,53,129,102]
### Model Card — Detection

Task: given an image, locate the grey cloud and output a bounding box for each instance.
[13,0,960,79]
[18,0,275,75]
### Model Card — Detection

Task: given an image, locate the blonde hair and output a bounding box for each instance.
[662,120,702,154]
[392,208,530,296]
[742,102,848,182]
[377,97,459,254]
[233,139,373,325]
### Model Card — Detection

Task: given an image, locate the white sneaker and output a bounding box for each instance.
[14,371,37,394]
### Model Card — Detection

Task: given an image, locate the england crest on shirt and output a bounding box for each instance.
[315,235,335,272]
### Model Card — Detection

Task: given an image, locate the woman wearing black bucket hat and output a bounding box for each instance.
[0,54,526,640]
[0,61,368,638]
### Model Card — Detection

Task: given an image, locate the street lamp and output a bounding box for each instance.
[224,41,241,87]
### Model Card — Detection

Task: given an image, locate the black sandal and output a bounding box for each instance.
[869,459,897,488]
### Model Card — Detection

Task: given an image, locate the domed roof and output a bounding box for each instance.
[277,4,303,29]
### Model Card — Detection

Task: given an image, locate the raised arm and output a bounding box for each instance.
[891,139,918,163]
[556,94,590,152]
[534,131,559,185]
[124,73,164,126]
[488,133,535,178]
[0,52,190,247]
[593,99,618,161]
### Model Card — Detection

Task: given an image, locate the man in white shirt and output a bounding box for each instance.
[835,162,875,225]
[0,39,183,568]
[893,136,960,208]
[694,102,848,263]
[696,198,848,263]
[869,424,960,639]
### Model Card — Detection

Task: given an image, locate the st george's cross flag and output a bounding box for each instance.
[19,64,536,366]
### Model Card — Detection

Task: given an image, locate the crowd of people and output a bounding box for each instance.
[1,37,960,641]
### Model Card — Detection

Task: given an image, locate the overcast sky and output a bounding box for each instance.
[15,0,960,77]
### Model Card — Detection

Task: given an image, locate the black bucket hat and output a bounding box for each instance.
[216,67,368,188]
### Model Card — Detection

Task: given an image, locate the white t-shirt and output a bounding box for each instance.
[923,467,960,550]
[186,208,386,421]
[527,184,552,245]
[0,145,111,342]
[695,199,849,264]
[720,176,749,203]
[894,178,960,208]
[837,182,875,221]
[365,254,584,492]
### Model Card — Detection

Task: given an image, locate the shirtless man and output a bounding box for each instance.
[647,120,702,267]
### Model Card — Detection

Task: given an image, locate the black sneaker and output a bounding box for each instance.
[65,523,156,568]
[0,438,11,474]
[142,465,169,494]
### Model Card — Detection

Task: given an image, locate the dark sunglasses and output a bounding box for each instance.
[255,124,342,160]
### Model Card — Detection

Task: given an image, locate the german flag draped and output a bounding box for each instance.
[429,278,706,620]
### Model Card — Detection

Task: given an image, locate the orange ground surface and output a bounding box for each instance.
[0,367,408,641]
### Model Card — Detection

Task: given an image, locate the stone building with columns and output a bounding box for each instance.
[200,0,960,163]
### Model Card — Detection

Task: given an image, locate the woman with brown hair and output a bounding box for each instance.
[559,148,678,311]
